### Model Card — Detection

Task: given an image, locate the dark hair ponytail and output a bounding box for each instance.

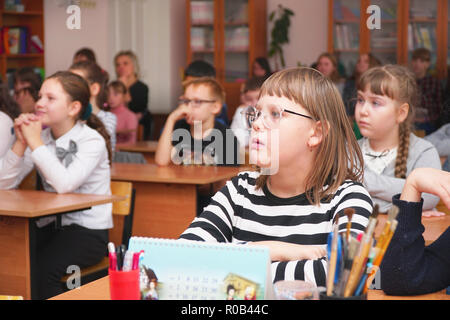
[70,61,110,111]
[47,71,112,163]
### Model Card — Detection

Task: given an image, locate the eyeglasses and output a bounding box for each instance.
[14,87,31,97]
[178,98,216,108]
[240,106,314,129]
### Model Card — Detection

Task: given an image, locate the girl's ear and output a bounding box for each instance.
[68,101,83,118]
[396,103,409,124]
[308,120,330,148]
[90,82,100,97]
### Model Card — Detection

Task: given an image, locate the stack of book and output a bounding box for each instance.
[191,1,214,24]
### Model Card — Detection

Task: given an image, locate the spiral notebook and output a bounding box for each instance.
[128,237,273,300]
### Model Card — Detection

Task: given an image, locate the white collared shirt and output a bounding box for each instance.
[0,111,15,158]
[0,121,112,230]
[361,138,398,175]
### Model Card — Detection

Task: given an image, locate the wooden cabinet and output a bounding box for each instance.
[0,0,44,83]
[328,0,449,79]
[186,0,267,121]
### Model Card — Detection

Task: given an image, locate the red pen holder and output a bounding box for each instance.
[109,268,140,300]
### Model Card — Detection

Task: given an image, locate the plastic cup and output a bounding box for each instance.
[109,268,140,300]
[274,280,326,300]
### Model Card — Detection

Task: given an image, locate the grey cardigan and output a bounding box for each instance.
[424,123,450,157]
[358,134,441,212]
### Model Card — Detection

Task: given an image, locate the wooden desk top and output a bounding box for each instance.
[374,214,450,244]
[111,163,246,184]
[50,276,449,300]
[0,190,124,218]
[116,141,158,153]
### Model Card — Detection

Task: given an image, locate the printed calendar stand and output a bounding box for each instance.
[128,237,274,300]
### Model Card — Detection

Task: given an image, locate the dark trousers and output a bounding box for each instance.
[35,223,108,300]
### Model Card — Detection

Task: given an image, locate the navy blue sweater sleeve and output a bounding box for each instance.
[380,194,450,295]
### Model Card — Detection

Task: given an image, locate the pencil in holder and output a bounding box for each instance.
[109,268,140,300]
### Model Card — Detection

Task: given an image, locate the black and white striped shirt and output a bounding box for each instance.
[179,170,373,286]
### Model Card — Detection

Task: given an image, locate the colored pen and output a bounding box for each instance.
[122,250,134,271]
[116,244,126,271]
[107,242,117,271]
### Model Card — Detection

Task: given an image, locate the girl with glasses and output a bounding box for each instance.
[180,67,372,287]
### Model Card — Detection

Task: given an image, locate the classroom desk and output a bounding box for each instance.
[50,275,450,300]
[110,163,245,241]
[0,189,124,300]
[116,141,158,163]
[51,214,450,301]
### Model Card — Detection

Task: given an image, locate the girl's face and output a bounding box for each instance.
[317,57,335,78]
[356,54,370,74]
[253,61,266,77]
[115,55,135,78]
[35,79,77,126]
[250,94,313,171]
[108,89,125,109]
[355,86,407,140]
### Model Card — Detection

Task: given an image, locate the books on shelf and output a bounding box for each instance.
[334,24,358,50]
[191,1,214,24]
[408,23,436,51]
[225,27,249,51]
[190,27,214,51]
[0,26,37,55]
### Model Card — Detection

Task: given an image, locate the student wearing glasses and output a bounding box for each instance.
[179,68,372,287]
[155,77,239,167]
[13,67,42,114]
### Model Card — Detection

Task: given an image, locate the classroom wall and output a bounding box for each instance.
[43,0,327,114]
[267,0,328,70]
[44,0,111,76]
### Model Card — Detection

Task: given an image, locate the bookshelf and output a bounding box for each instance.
[186,0,267,121]
[328,0,449,79]
[0,0,44,84]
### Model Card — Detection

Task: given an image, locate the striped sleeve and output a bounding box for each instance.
[179,175,240,242]
[271,182,372,286]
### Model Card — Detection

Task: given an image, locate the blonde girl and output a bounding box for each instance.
[355,65,441,214]
[180,67,372,286]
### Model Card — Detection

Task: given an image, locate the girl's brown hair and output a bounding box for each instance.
[47,71,112,163]
[256,67,364,205]
[70,61,110,111]
[357,65,417,178]
[317,52,341,83]
[0,82,20,120]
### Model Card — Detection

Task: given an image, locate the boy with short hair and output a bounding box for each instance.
[156,77,240,167]
[183,60,229,126]
[230,76,265,147]
[411,48,443,134]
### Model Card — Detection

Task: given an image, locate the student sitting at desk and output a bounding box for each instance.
[155,77,240,167]
[179,68,373,287]
[0,71,113,299]
[381,168,450,295]
[0,82,20,157]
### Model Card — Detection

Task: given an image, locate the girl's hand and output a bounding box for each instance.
[20,118,43,151]
[401,168,450,209]
[14,113,38,145]
[248,241,327,261]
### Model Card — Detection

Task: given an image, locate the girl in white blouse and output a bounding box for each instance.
[0,83,20,157]
[0,71,113,299]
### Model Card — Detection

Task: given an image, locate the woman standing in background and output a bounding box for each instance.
[114,51,152,140]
